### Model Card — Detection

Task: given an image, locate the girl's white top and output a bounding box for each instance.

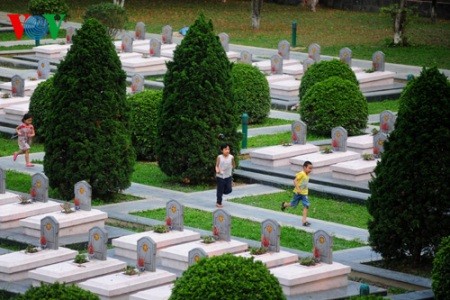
[217,154,234,179]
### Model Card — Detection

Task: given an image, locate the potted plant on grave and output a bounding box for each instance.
[362,153,375,161]
[40,235,47,249]
[18,195,33,205]
[201,235,216,244]
[123,265,138,276]
[165,216,172,230]
[152,224,170,233]
[321,146,333,154]
[87,243,95,259]
[60,202,74,214]
[74,253,89,264]
[25,244,38,253]
[137,257,145,272]
[74,198,81,210]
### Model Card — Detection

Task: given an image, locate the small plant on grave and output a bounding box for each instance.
[201,235,216,244]
[29,77,37,81]
[40,235,47,249]
[123,265,138,276]
[371,128,379,136]
[365,67,375,73]
[60,202,74,213]
[362,153,376,161]
[299,256,317,266]
[250,246,268,255]
[1,93,11,98]
[281,141,292,147]
[74,253,88,264]
[18,195,33,204]
[152,224,170,233]
[25,244,38,253]
[322,146,333,154]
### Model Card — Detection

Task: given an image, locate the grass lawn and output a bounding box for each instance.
[132,207,366,252]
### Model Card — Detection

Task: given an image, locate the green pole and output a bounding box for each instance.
[291,21,297,47]
[241,113,248,149]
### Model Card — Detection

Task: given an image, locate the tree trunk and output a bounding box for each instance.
[393,0,406,45]
[251,0,263,29]
[431,0,437,23]
[113,0,125,7]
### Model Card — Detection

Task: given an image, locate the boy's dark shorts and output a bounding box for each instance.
[290,193,310,208]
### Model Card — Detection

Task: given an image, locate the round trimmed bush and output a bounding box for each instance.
[28,0,70,19]
[432,236,450,299]
[299,59,358,100]
[232,63,271,124]
[169,254,286,300]
[28,77,54,142]
[16,282,99,299]
[128,89,162,161]
[84,2,128,38]
[300,76,368,136]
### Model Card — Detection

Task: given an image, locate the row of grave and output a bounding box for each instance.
[250,110,396,182]
[0,172,353,299]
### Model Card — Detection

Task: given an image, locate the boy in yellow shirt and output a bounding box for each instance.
[281,161,313,226]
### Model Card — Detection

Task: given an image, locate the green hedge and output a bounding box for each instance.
[16,282,99,300]
[432,236,450,299]
[28,77,54,143]
[28,0,69,19]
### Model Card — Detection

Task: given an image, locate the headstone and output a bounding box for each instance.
[291,120,307,145]
[188,248,208,266]
[302,58,315,72]
[40,216,59,250]
[271,54,283,74]
[137,236,157,272]
[313,230,333,264]
[339,47,352,66]
[213,209,231,242]
[37,59,50,79]
[65,26,75,44]
[379,110,396,134]
[74,180,91,211]
[31,173,48,202]
[0,167,5,194]
[261,219,281,252]
[308,43,321,62]
[278,40,290,60]
[11,75,25,97]
[240,51,252,64]
[373,131,388,158]
[149,38,161,57]
[135,22,146,40]
[121,33,133,53]
[88,226,108,261]
[218,32,229,52]
[166,199,184,231]
[131,74,144,94]
[162,25,173,44]
[331,126,348,152]
[372,51,385,72]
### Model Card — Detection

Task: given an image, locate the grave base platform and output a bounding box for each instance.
[236,250,298,268]
[270,262,351,296]
[331,159,379,181]
[250,144,319,167]
[270,80,301,97]
[29,257,127,285]
[0,98,30,111]
[0,247,77,282]
[253,59,299,74]
[357,71,395,89]
[158,239,248,271]
[112,229,201,260]
[19,209,108,237]
[33,44,71,59]
[347,134,373,154]
[290,151,360,173]
[121,57,169,74]
[0,201,61,230]
[129,284,173,300]
[78,269,176,300]
[0,192,20,205]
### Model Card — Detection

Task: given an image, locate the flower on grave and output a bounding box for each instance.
[165,216,172,228]
[37,70,42,78]
[30,187,37,200]
[271,66,276,74]
[332,139,339,148]
[292,132,298,142]
[131,84,137,92]
[135,31,141,38]
[372,62,378,71]
[373,147,379,155]
[261,235,270,249]
[149,48,154,56]
[137,257,145,272]
[40,235,47,247]
[162,35,166,43]
[121,43,125,51]
[74,198,80,207]
[380,122,389,132]
[213,226,219,237]
[11,86,17,95]
[88,243,94,255]
[66,35,71,43]
[313,246,320,263]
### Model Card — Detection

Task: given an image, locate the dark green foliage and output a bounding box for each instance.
[300,77,368,136]
[367,67,450,264]
[432,236,450,299]
[156,14,241,183]
[231,63,270,124]
[16,282,99,300]
[169,254,286,300]
[44,18,135,200]
[299,59,358,101]
[28,0,69,18]
[28,77,54,143]
[128,90,162,161]
[84,2,128,38]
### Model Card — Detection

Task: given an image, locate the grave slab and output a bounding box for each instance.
[19,209,108,237]
[0,79,45,96]
[29,257,127,285]
[283,64,304,79]
[129,284,173,300]
[290,151,360,173]
[117,52,142,60]
[0,96,30,109]
[236,250,298,268]
[356,71,395,89]
[78,269,176,300]
[266,74,295,83]
[330,158,379,181]
[114,40,149,51]
[270,262,351,296]
[0,192,20,205]
[158,239,248,271]
[0,201,61,230]
[226,51,239,62]
[0,247,77,282]
[253,59,299,74]
[250,144,319,167]
[112,229,201,259]
[33,44,71,59]
[3,102,30,121]
[347,134,373,154]
[121,57,169,74]
[269,80,301,97]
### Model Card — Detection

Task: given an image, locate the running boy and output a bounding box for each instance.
[215,143,236,208]
[281,161,313,226]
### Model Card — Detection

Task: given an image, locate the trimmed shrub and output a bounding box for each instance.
[169,254,286,300]
[231,63,271,124]
[84,2,128,38]
[432,236,450,299]
[28,0,69,19]
[300,76,368,136]
[28,77,54,143]
[16,282,99,299]
[44,18,135,200]
[367,67,450,264]
[299,59,358,101]
[128,89,162,161]
[156,14,241,183]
